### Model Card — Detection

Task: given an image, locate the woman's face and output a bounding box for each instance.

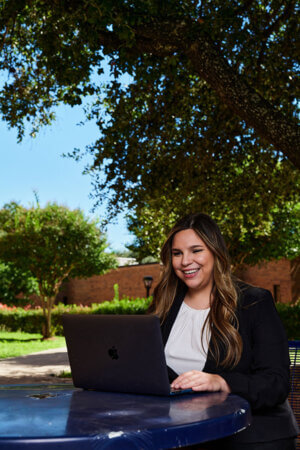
[171,229,215,293]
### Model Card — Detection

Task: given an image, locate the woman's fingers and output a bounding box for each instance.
[171,371,230,392]
[172,371,205,389]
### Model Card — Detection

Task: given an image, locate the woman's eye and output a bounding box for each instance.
[172,252,181,256]
[193,249,203,253]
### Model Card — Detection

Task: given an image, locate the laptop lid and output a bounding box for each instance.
[62,314,173,396]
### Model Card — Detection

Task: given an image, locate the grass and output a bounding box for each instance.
[58,370,72,378]
[0,331,66,359]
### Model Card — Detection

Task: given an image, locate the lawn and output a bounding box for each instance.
[0,331,66,359]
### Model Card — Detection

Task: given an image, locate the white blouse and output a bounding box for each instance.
[165,301,211,375]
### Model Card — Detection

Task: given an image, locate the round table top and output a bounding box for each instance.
[0,384,251,449]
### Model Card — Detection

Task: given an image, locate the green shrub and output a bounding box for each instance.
[1,298,298,340]
[92,297,152,315]
[0,306,45,334]
[0,297,152,335]
[113,283,119,301]
[276,303,300,340]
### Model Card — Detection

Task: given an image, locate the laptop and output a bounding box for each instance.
[62,314,193,396]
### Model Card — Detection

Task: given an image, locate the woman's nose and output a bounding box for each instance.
[181,252,192,266]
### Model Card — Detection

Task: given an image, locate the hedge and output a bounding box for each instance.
[0,297,152,336]
[275,303,300,340]
[0,298,299,339]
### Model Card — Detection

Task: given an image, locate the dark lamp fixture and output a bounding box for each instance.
[143,276,153,298]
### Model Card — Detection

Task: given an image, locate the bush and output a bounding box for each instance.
[0,297,152,335]
[276,302,300,340]
[0,303,45,333]
[52,297,152,335]
[92,297,152,315]
[1,298,298,340]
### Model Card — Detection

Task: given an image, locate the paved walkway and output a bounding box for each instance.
[0,347,73,385]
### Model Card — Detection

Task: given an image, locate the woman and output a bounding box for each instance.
[149,213,299,450]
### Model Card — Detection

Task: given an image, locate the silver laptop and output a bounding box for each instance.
[62,314,192,396]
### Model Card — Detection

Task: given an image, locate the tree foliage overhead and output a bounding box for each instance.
[0,0,298,158]
[0,202,117,337]
[0,0,299,266]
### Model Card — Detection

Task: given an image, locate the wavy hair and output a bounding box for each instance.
[149,213,242,368]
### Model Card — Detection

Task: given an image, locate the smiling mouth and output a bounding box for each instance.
[182,268,200,276]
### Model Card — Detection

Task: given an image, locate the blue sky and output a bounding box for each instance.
[0,101,134,252]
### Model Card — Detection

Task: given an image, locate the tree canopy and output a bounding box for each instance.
[0,0,299,266]
[0,202,117,337]
[127,200,300,268]
[0,1,298,158]
[0,261,39,306]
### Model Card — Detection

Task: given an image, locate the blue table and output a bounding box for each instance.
[0,384,251,449]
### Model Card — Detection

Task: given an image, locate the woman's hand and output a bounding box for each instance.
[171,371,231,393]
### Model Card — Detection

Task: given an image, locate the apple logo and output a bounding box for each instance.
[108,346,119,360]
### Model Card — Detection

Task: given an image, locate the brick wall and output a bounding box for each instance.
[235,258,292,303]
[57,259,296,305]
[57,263,162,305]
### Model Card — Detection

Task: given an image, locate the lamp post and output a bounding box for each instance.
[143,276,153,298]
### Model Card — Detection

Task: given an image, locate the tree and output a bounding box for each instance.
[0,0,298,166]
[0,261,39,306]
[0,202,117,338]
[0,1,299,272]
[126,201,300,269]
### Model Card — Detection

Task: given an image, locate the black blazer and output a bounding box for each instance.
[161,282,299,443]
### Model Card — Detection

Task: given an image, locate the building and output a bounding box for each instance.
[56,258,299,305]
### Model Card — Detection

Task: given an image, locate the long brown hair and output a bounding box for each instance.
[150,213,242,368]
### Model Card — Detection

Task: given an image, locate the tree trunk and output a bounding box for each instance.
[41,296,55,339]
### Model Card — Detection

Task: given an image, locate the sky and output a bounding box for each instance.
[0,100,134,252]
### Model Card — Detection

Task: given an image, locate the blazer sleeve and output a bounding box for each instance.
[217,289,290,411]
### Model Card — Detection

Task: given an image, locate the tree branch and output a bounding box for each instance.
[104,21,300,167]
[184,33,299,167]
